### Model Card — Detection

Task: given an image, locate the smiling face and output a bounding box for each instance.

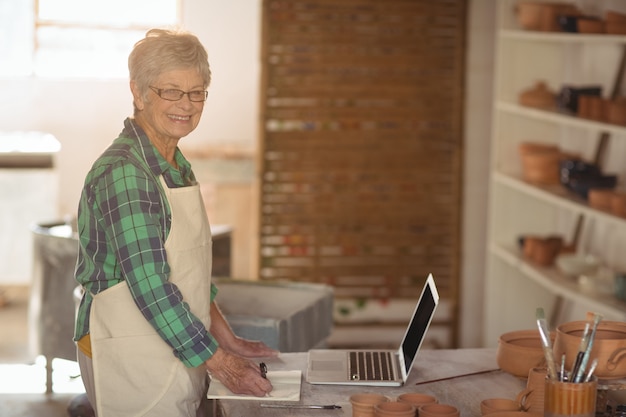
[131,67,206,153]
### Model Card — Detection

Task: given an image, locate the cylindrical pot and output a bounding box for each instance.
[418,404,460,417]
[374,401,415,417]
[397,392,437,409]
[351,393,390,417]
[554,320,626,379]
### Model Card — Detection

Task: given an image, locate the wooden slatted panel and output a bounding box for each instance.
[259,0,465,324]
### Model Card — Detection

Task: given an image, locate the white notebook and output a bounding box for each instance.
[207,370,302,401]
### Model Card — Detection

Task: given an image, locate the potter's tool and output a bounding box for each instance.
[260,404,341,409]
[414,368,500,386]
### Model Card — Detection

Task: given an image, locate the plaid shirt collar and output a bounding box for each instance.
[122,117,194,185]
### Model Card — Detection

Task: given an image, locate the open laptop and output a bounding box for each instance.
[306,273,439,386]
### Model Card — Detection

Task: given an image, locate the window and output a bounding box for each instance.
[0,0,179,78]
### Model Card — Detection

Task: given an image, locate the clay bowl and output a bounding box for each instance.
[607,99,626,125]
[519,149,562,185]
[516,2,580,32]
[578,95,609,121]
[588,188,615,211]
[374,401,415,417]
[397,392,437,408]
[419,403,459,417]
[480,398,521,415]
[518,142,559,154]
[350,393,389,416]
[577,18,605,34]
[554,320,626,379]
[519,81,556,109]
[497,330,551,378]
[606,10,626,24]
[485,413,542,417]
[605,12,626,35]
[516,2,547,31]
[606,22,626,35]
[611,192,626,218]
[522,235,563,267]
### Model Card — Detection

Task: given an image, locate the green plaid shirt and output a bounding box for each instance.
[74,117,219,368]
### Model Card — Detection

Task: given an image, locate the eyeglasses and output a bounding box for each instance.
[149,86,208,102]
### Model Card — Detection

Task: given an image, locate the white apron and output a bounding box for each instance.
[89,176,213,417]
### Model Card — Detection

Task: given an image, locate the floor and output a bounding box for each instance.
[0,286,86,417]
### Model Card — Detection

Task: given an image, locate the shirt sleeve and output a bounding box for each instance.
[95,162,219,367]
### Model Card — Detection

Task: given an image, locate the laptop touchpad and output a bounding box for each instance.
[312,360,343,371]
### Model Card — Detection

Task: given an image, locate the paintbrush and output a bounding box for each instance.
[570,322,590,379]
[536,308,558,380]
[585,358,599,382]
[574,313,603,383]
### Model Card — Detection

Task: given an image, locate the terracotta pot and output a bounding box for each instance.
[606,10,626,24]
[374,401,415,417]
[497,330,551,378]
[480,398,521,415]
[577,18,605,34]
[516,367,547,414]
[516,2,580,32]
[418,404,459,417]
[351,393,390,417]
[397,392,437,409]
[607,99,626,125]
[520,153,561,184]
[577,95,607,120]
[607,22,626,35]
[588,188,615,211]
[611,192,626,218]
[519,81,556,109]
[554,320,626,379]
[523,236,563,266]
[606,15,626,35]
[518,142,559,154]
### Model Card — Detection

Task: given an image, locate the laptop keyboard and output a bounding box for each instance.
[349,351,396,381]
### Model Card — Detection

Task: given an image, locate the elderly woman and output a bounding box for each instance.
[73,29,276,416]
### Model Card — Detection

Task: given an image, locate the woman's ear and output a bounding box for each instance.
[130,80,144,111]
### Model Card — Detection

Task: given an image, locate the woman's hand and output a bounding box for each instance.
[204,348,273,397]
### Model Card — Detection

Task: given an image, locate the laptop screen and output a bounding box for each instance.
[401,275,438,375]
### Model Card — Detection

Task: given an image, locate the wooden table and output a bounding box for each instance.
[211,348,527,417]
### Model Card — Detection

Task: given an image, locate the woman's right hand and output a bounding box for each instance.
[204,348,273,397]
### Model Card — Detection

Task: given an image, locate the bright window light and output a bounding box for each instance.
[0,0,179,79]
[38,0,178,27]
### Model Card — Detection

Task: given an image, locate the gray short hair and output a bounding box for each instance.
[129,28,211,107]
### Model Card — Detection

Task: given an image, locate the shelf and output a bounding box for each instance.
[490,243,626,321]
[496,101,626,136]
[492,172,626,226]
[500,29,626,45]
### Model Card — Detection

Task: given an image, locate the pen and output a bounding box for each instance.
[260,404,342,409]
